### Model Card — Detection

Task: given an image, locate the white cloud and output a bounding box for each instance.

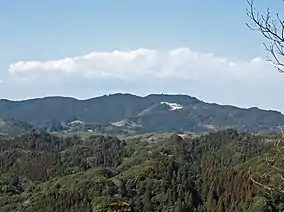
[8,48,273,80]
[4,47,284,112]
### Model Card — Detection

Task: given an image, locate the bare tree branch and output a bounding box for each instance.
[249,167,273,191]
[246,0,284,72]
[249,127,284,196]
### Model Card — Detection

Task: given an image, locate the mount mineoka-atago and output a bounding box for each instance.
[0,93,284,135]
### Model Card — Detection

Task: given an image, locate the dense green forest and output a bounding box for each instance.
[0,129,283,211]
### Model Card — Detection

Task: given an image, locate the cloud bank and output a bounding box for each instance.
[3,47,284,111]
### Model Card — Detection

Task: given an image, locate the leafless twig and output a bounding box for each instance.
[246,0,284,72]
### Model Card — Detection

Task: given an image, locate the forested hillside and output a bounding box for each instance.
[0,129,282,211]
[0,118,34,136]
[1,94,284,134]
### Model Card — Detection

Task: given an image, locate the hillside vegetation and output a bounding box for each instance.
[0,94,284,134]
[0,129,283,211]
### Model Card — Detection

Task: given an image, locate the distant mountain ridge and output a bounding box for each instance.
[0,93,284,134]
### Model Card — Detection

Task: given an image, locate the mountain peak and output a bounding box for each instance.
[0,93,283,134]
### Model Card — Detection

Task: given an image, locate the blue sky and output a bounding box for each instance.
[0,0,265,60]
[1,0,284,111]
